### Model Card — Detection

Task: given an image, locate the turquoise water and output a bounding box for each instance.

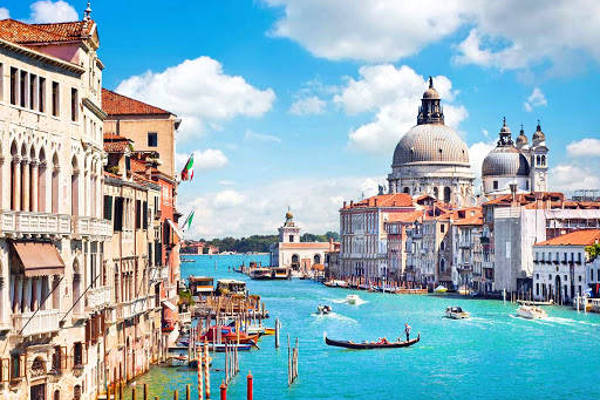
[137,254,600,399]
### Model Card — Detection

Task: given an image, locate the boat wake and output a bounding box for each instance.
[543,316,600,328]
[330,297,368,306]
[312,312,357,324]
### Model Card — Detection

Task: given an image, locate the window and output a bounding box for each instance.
[493,180,499,190]
[147,132,158,147]
[70,88,78,121]
[125,156,131,172]
[29,74,36,110]
[19,70,27,108]
[143,201,148,229]
[526,181,529,191]
[135,200,141,230]
[52,81,60,117]
[289,235,294,242]
[440,224,445,233]
[113,197,124,231]
[10,67,18,105]
[73,342,84,368]
[39,77,46,112]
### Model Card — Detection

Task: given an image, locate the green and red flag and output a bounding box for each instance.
[181,153,194,181]
[183,210,195,231]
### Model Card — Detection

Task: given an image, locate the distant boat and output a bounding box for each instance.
[434,285,448,293]
[316,305,332,315]
[325,334,420,350]
[345,294,360,305]
[516,305,547,319]
[180,257,195,263]
[445,306,470,319]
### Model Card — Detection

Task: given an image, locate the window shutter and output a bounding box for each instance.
[18,354,26,378]
[143,201,148,230]
[114,197,124,231]
[104,195,113,220]
[60,346,67,371]
[83,345,88,365]
[85,321,90,345]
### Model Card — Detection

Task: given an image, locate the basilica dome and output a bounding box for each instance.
[392,124,470,167]
[482,146,530,177]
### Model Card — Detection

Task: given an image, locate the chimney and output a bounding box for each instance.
[343,201,347,208]
[350,200,353,207]
[374,199,378,207]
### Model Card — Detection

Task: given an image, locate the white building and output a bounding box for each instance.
[387,77,474,206]
[532,229,600,303]
[482,119,548,198]
[0,13,113,400]
[270,211,333,273]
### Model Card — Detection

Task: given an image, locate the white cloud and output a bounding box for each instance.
[523,87,547,112]
[213,190,246,208]
[179,175,383,238]
[468,141,496,190]
[549,164,600,192]
[176,149,229,172]
[218,180,235,186]
[29,1,78,23]
[0,7,9,19]
[264,0,600,71]
[566,138,600,157]
[116,57,275,140]
[244,130,281,143]
[334,65,467,153]
[289,96,326,115]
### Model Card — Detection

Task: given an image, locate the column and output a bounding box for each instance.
[21,158,30,212]
[30,160,39,212]
[12,158,21,211]
[13,276,22,314]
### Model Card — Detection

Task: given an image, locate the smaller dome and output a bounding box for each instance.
[482,146,530,177]
[516,126,528,147]
[285,211,293,220]
[533,123,545,143]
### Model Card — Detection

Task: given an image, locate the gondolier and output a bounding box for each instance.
[404,323,411,342]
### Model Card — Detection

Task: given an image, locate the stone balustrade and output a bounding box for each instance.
[86,286,112,311]
[73,216,113,237]
[13,309,60,336]
[0,211,71,236]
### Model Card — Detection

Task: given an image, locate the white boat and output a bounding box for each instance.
[445,306,470,319]
[434,285,448,293]
[345,294,360,304]
[316,305,332,315]
[516,305,547,319]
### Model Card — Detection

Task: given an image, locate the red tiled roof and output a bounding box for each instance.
[386,210,424,224]
[535,229,600,247]
[102,88,172,116]
[0,19,93,45]
[344,193,414,209]
[483,192,564,207]
[104,141,129,153]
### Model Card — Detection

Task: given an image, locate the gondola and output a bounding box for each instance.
[325,334,420,349]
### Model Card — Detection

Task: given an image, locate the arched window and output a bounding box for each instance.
[71,156,79,216]
[440,258,445,272]
[444,187,451,203]
[10,141,18,210]
[536,155,541,166]
[403,187,410,194]
[314,254,321,265]
[52,153,59,213]
[29,147,36,212]
[541,155,546,166]
[433,187,439,199]
[54,390,60,400]
[38,148,47,212]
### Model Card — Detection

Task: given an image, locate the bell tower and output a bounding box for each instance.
[530,122,548,192]
[278,208,301,243]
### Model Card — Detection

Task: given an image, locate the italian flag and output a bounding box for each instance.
[181,153,194,181]
[183,211,195,231]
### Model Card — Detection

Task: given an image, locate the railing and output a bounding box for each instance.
[13,309,60,336]
[459,240,471,249]
[160,267,170,280]
[482,261,494,269]
[73,216,113,237]
[86,286,112,311]
[121,297,148,320]
[0,211,71,236]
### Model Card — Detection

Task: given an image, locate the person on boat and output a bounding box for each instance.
[404,323,411,341]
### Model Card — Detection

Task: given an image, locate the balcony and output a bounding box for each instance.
[0,211,71,237]
[119,297,149,320]
[85,286,112,312]
[13,309,60,336]
[73,216,113,237]
[459,240,471,249]
[482,261,494,270]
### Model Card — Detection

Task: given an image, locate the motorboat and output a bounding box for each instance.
[249,268,272,280]
[445,306,470,319]
[345,294,360,305]
[316,305,332,315]
[434,285,448,293]
[516,305,547,319]
[325,334,420,350]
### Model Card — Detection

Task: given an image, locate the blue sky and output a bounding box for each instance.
[3,0,600,238]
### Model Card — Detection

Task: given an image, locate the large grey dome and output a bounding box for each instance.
[482,146,530,177]
[392,124,470,167]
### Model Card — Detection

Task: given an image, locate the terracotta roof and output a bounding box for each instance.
[0,19,93,45]
[280,242,331,249]
[104,141,129,153]
[483,192,564,207]
[535,229,600,247]
[102,88,172,116]
[385,210,424,224]
[343,193,414,209]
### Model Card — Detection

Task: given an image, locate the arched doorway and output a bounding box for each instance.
[403,187,410,194]
[554,275,562,303]
[291,254,299,270]
[433,187,439,200]
[313,254,321,265]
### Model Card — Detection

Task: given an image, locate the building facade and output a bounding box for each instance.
[0,15,115,400]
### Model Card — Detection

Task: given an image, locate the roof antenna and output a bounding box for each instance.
[428,76,434,88]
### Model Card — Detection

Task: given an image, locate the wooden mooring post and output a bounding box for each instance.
[274,317,280,348]
[287,335,299,385]
[203,341,211,399]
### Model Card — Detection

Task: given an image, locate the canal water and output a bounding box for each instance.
[136,255,600,399]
